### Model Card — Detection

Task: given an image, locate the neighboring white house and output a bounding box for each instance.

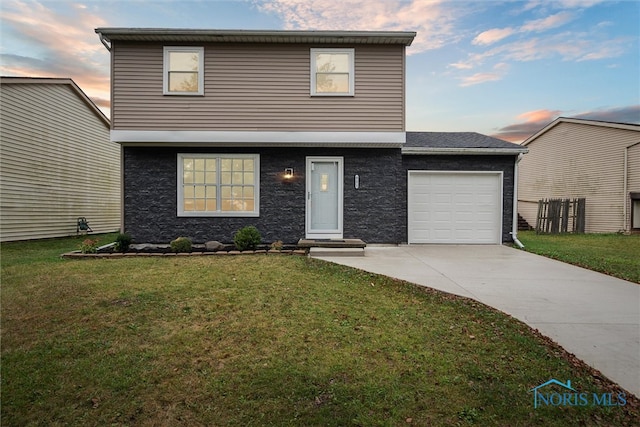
[0,77,120,242]
[518,117,640,233]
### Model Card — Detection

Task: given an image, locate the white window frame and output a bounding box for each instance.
[310,48,355,96]
[163,46,204,96]
[177,153,260,217]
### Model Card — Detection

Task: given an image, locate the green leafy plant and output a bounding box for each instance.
[233,226,262,251]
[170,236,192,253]
[79,238,99,254]
[114,232,132,252]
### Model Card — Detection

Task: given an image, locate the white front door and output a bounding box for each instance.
[306,157,343,238]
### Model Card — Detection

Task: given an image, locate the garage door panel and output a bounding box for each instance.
[408,172,502,244]
[413,212,431,222]
[434,229,452,240]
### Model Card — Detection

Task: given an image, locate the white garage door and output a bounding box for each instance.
[408,171,502,244]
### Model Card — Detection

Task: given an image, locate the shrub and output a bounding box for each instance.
[115,232,132,252]
[234,226,262,251]
[170,237,192,253]
[80,238,99,254]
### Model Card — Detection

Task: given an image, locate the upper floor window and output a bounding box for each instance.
[163,47,204,95]
[310,48,354,96]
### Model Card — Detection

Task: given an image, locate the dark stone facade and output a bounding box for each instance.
[123,147,403,244]
[401,155,516,243]
[123,147,516,244]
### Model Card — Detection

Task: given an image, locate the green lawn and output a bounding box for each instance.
[2,235,639,426]
[517,231,640,284]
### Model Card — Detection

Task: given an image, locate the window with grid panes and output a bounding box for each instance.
[178,154,259,217]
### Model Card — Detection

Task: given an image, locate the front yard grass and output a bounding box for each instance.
[2,235,639,426]
[517,231,640,284]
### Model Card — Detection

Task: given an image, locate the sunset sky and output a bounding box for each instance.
[1,0,638,142]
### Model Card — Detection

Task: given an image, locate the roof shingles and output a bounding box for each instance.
[404,132,527,154]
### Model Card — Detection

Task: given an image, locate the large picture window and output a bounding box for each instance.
[178,154,259,217]
[310,48,354,96]
[163,46,204,95]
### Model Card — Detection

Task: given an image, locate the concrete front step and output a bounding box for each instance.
[297,238,366,248]
[309,247,365,257]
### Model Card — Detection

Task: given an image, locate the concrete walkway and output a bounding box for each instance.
[314,245,640,397]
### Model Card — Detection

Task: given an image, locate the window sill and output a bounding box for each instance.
[178,212,260,218]
[310,93,354,97]
[163,93,205,96]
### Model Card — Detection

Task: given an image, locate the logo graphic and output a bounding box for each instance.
[530,379,626,409]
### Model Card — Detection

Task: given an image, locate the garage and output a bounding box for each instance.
[408,171,503,244]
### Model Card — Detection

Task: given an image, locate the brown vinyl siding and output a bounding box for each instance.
[518,121,640,233]
[111,43,405,131]
[0,81,120,241]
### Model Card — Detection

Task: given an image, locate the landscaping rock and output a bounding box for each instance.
[205,240,225,251]
[130,243,171,252]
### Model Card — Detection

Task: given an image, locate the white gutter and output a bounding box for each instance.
[98,31,111,51]
[402,147,528,155]
[511,153,525,249]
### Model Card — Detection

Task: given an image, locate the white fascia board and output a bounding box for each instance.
[402,147,528,155]
[111,130,406,146]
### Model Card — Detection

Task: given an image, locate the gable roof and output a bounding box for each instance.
[403,132,528,155]
[0,76,110,128]
[95,28,416,50]
[522,117,640,147]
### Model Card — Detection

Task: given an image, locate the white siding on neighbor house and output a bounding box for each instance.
[111,43,405,132]
[518,121,640,233]
[0,81,121,241]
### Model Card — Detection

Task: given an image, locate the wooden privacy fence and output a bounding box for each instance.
[536,198,586,234]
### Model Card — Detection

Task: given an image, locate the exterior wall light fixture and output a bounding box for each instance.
[284,168,294,179]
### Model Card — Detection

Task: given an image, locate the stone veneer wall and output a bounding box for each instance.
[123,147,403,244]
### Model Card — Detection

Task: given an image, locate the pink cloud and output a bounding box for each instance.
[517,109,562,123]
[0,0,110,113]
[459,72,500,87]
[472,27,516,46]
[459,62,509,87]
[470,11,574,50]
[520,11,574,33]
[490,109,562,143]
[490,105,640,143]
[258,0,468,54]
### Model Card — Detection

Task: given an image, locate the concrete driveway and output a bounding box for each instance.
[314,245,640,397]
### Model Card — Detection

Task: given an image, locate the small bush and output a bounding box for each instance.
[234,226,262,251]
[115,232,132,252]
[80,238,99,254]
[170,237,192,253]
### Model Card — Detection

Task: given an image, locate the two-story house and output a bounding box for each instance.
[0,77,120,242]
[95,28,527,245]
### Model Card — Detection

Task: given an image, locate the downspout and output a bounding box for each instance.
[511,153,525,249]
[98,32,111,52]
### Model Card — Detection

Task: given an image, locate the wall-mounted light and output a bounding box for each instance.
[284,168,294,179]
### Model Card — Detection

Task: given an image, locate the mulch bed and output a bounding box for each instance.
[62,250,308,259]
